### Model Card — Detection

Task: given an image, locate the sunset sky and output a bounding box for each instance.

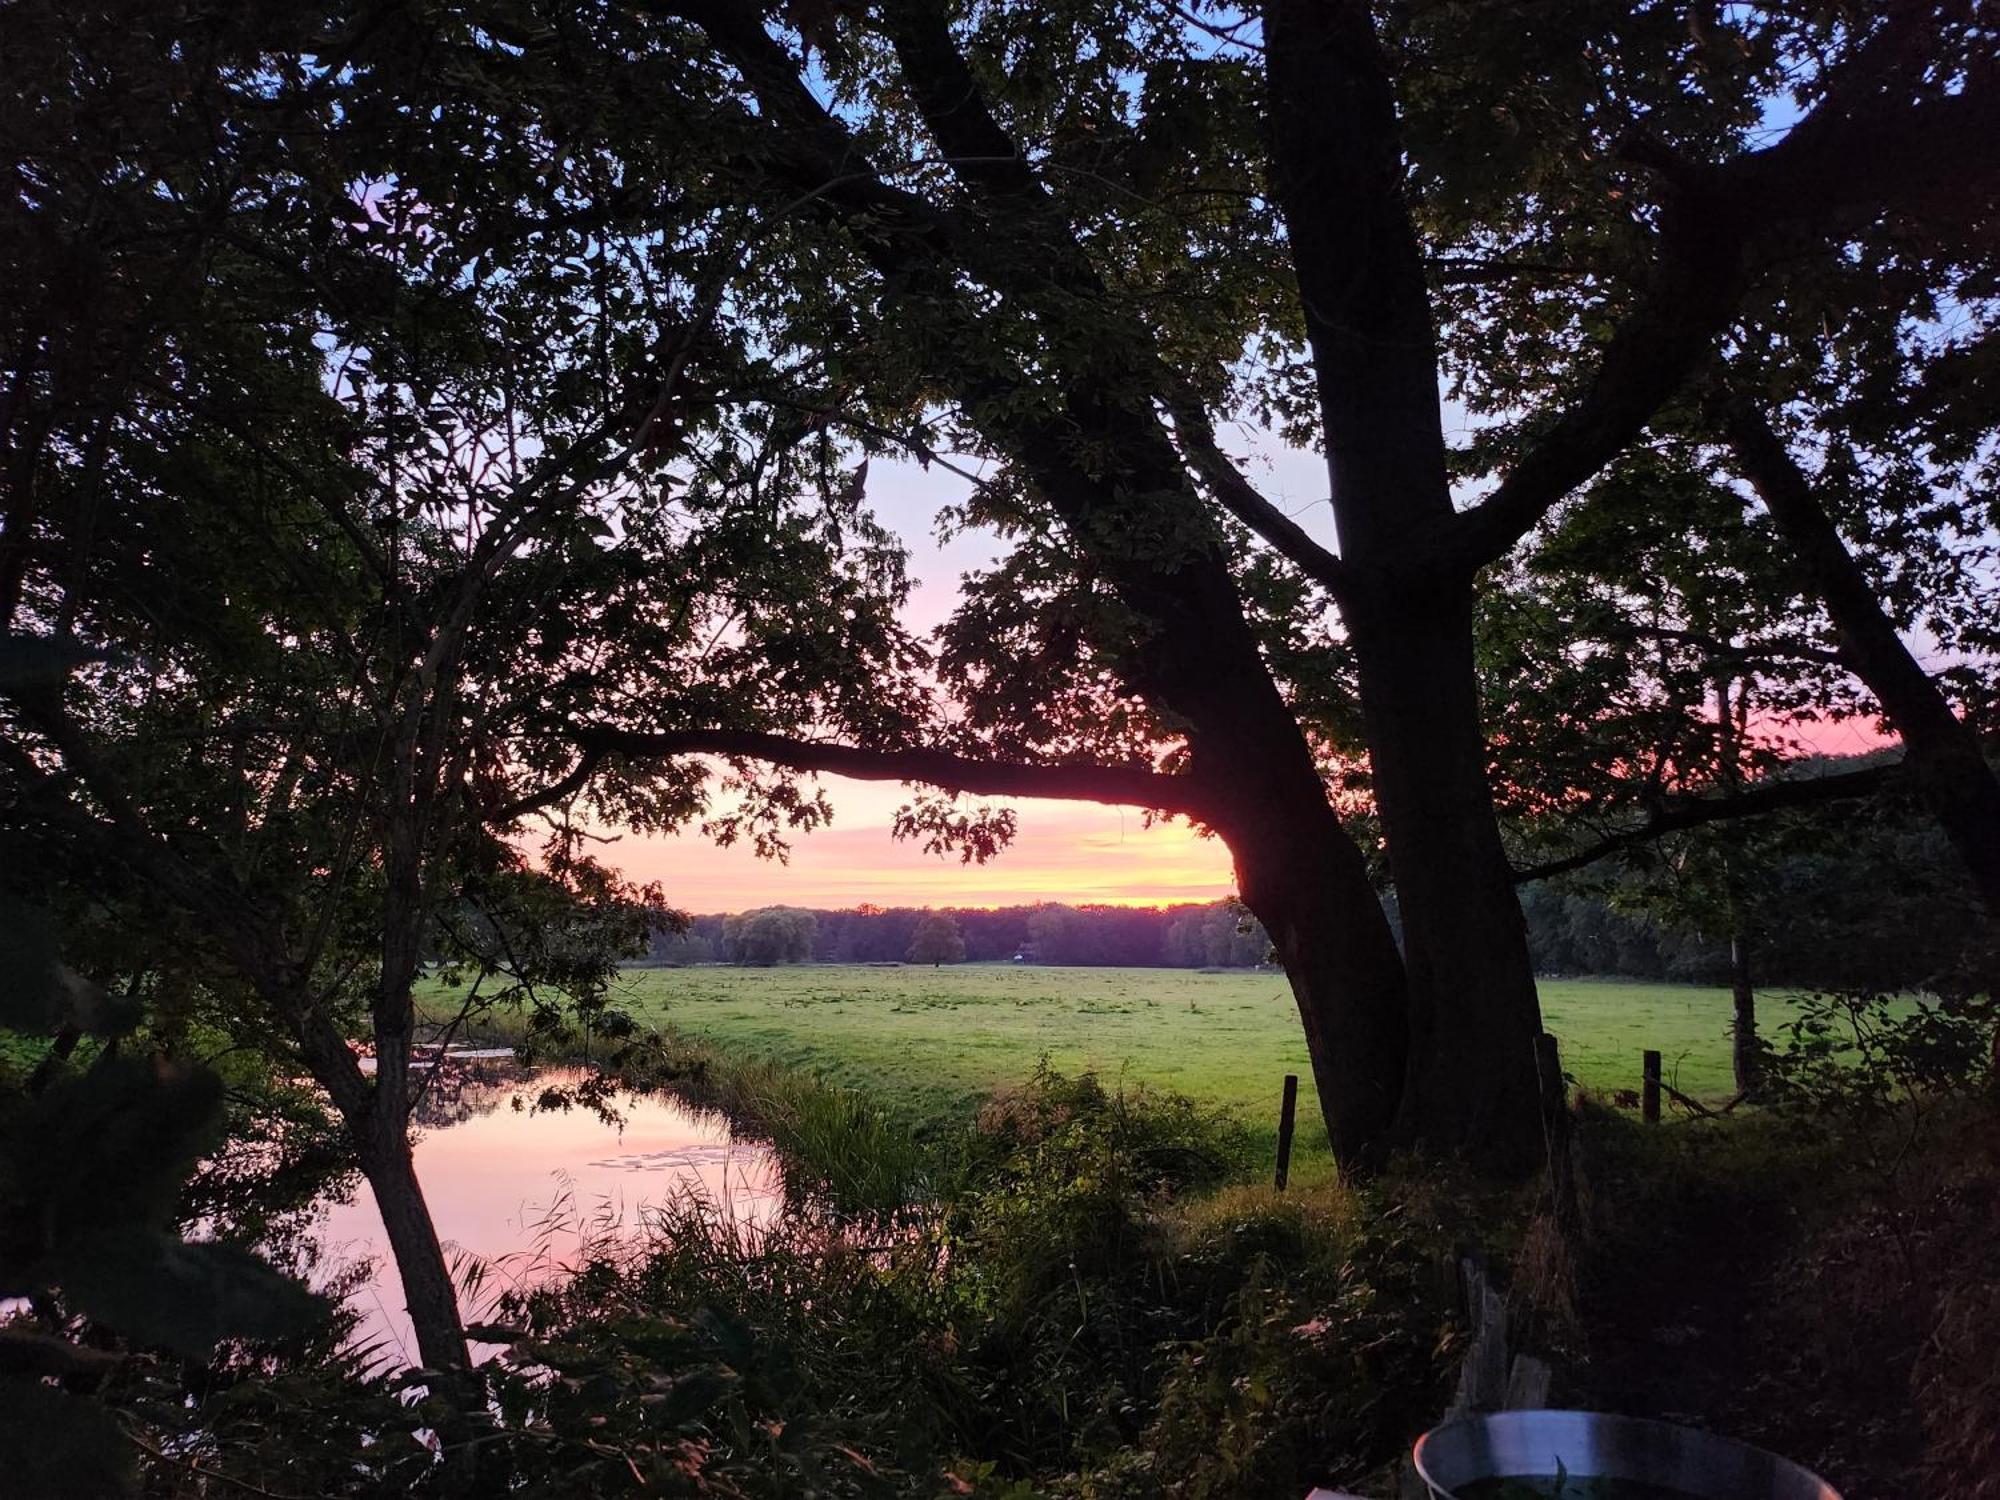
[612,777,1239,910]
[602,430,1337,912]
[598,425,1899,915]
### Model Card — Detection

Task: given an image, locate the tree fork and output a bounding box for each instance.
[604,0,1425,1166]
[1262,0,1545,1165]
[1347,587,1546,1166]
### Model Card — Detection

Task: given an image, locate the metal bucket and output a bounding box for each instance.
[1412,1410,1842,1500]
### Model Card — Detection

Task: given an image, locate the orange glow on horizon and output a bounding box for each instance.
[602,775,1237,912]
[594,719,1900,915]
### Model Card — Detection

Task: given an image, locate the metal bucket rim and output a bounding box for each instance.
[1411,1409,1842,1500]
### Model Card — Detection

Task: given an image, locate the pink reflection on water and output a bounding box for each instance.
[312,1064,782,1366]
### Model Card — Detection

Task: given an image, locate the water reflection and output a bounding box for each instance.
[312,1054,782,1365]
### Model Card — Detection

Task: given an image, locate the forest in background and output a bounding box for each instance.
[654,749,1980,992]
[652,881,1967,985]
[650,897,1271,968]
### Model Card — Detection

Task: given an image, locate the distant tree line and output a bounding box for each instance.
[645,901,1276,969]
[717,908,819,967]
[651,786,1988,996]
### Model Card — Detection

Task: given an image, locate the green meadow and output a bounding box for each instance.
[557,964,1775,1158]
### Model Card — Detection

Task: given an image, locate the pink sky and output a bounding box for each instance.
[611,724,1894,913]
[599,433,1907,914]
[599,441,1329,911]
[611,775,1238,910]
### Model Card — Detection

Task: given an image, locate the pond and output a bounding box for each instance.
[310,1052,783,1365]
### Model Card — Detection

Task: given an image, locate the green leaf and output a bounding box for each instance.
[10,1054,225,1243]
[0,900,131,1040]
[465,1322,529,1344]
[55,1229,328,1359]
[0,900,142,1039]
[692,1302,756,1369]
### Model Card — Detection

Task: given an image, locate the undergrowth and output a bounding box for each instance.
[455,1061,1461,1498]
[1569,1000,2000,1500]
[133,1058,1463,1498]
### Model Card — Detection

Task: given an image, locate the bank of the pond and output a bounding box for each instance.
[254,1047,1474,1497]
[459,1060,1465,1498]
[144,998,2000,1498]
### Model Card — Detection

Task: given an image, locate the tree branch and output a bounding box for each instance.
[1593,620,1847,672]
[1261,0,1457,562]
[0,1329,126,1379]
[1510,762,1897,884]
[1719,395,2000,913]
[633,0,963,260]
[637,0,1315,777]
[1451,26,2000,573]
[492,747,607,823]
[1448,184,1750,573]
[572,725,1220,818]
[0,697,374,1119]
[875,0,1055,212]
[1163,388,1348,594]
[1427,257,1592,287]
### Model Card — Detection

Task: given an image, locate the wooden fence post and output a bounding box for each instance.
[1275,1073,1298,1191]
[1642,1049,1662,1124]
[1533,1032,1579,1240]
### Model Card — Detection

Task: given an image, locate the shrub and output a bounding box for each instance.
[1077,1203,1455,1499]
[1763,990,1996,1127]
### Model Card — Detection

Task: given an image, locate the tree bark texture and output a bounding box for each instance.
[1208,738,1411,1166]
[356,1102,469,1374]
[1348,586,1546,1161]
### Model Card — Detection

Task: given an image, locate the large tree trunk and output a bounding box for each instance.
[353,980,468,1375]
[1261,0,1547,1165]
[1109,533,1414,1163]
[1215,750,1411,1166]
[1002,374,1421,1165]
[665,0,1477,1168]
[361,815,474,1375]
[1348,585,1547,1164]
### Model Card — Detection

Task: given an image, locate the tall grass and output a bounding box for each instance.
[449,1060,1457,1498]
[664,1044,940,1221]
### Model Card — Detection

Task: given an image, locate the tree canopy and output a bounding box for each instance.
[483,0,2000,1162]
[906,910,967,966]
[3,0,1996,1407]
[4,4,1999,1493]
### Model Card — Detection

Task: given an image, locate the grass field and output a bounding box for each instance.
[571,964,1777,1157]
